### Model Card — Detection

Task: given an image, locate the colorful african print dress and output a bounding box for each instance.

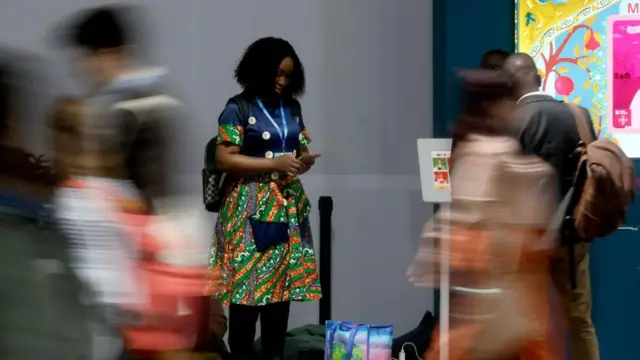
[206,98,322,306]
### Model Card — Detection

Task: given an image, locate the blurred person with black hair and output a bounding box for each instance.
[47,96,229,359]
[57,4,175,209]
[451,49,511,160]
[208,37,321,360]
[56,6,228,359]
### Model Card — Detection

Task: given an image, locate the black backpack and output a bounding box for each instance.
[203,95,250,213]
[202,95,303,213]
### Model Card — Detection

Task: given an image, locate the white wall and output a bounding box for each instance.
[0,0,434,335]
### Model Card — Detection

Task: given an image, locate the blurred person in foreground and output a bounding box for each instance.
[57,5,173,207]
[49,97,228,359]
[54,6,226,358]
[408,69,566,360]
[504,52,599,360]
[451,49,510,166]
[0,63,94,358]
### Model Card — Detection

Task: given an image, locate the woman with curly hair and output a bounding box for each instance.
[207,37,322,360]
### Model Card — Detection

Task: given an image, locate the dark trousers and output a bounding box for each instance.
[228,301,291,360]
[550,243,599,360]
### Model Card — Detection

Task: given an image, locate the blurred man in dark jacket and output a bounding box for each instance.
[504,52,599,360]
[59,5,177,210]
[56,6,228,358]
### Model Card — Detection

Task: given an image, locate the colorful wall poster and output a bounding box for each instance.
[609,16,640,133]
[431,151,451,190]
[516,0,640,157]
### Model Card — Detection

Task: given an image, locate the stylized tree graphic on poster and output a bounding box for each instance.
[538,19,615,141]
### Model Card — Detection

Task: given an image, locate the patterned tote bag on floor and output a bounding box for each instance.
[324,321,393,360]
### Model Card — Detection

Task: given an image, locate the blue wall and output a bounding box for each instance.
[433,0,515,138]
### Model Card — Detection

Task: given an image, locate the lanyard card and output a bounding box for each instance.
[274,152,293,158]
[257,99,288,151]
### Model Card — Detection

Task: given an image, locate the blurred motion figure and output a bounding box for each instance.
[451,49,511,164]
[504,52,600,360]
[58,4,175,208]
[0,60,93,359]
[53,5,222,359]
[409,69,566,360]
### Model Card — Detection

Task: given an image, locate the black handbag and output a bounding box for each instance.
[202,136,227,213]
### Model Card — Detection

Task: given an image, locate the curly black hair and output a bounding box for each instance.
[234,37,305,98]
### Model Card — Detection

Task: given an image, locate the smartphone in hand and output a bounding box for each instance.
[298,152,321,164]
[298,152,321,171]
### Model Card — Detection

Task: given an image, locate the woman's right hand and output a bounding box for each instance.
[270,154,304,176]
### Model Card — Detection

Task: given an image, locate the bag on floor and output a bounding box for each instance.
[324,321,393,360]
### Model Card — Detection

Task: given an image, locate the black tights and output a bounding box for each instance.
[228,301,291,360]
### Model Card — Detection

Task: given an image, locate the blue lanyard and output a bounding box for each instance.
[256,98,288,151]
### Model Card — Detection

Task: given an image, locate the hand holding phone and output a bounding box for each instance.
[299,152,321,162]
[299,152,321,173]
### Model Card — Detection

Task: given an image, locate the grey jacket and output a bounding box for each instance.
[85,67,181,209]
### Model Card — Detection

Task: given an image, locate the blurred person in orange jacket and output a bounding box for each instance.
[451,49,511,166]
[409,69,567,360]
[49,97,229,359]
[54,6,221,358]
